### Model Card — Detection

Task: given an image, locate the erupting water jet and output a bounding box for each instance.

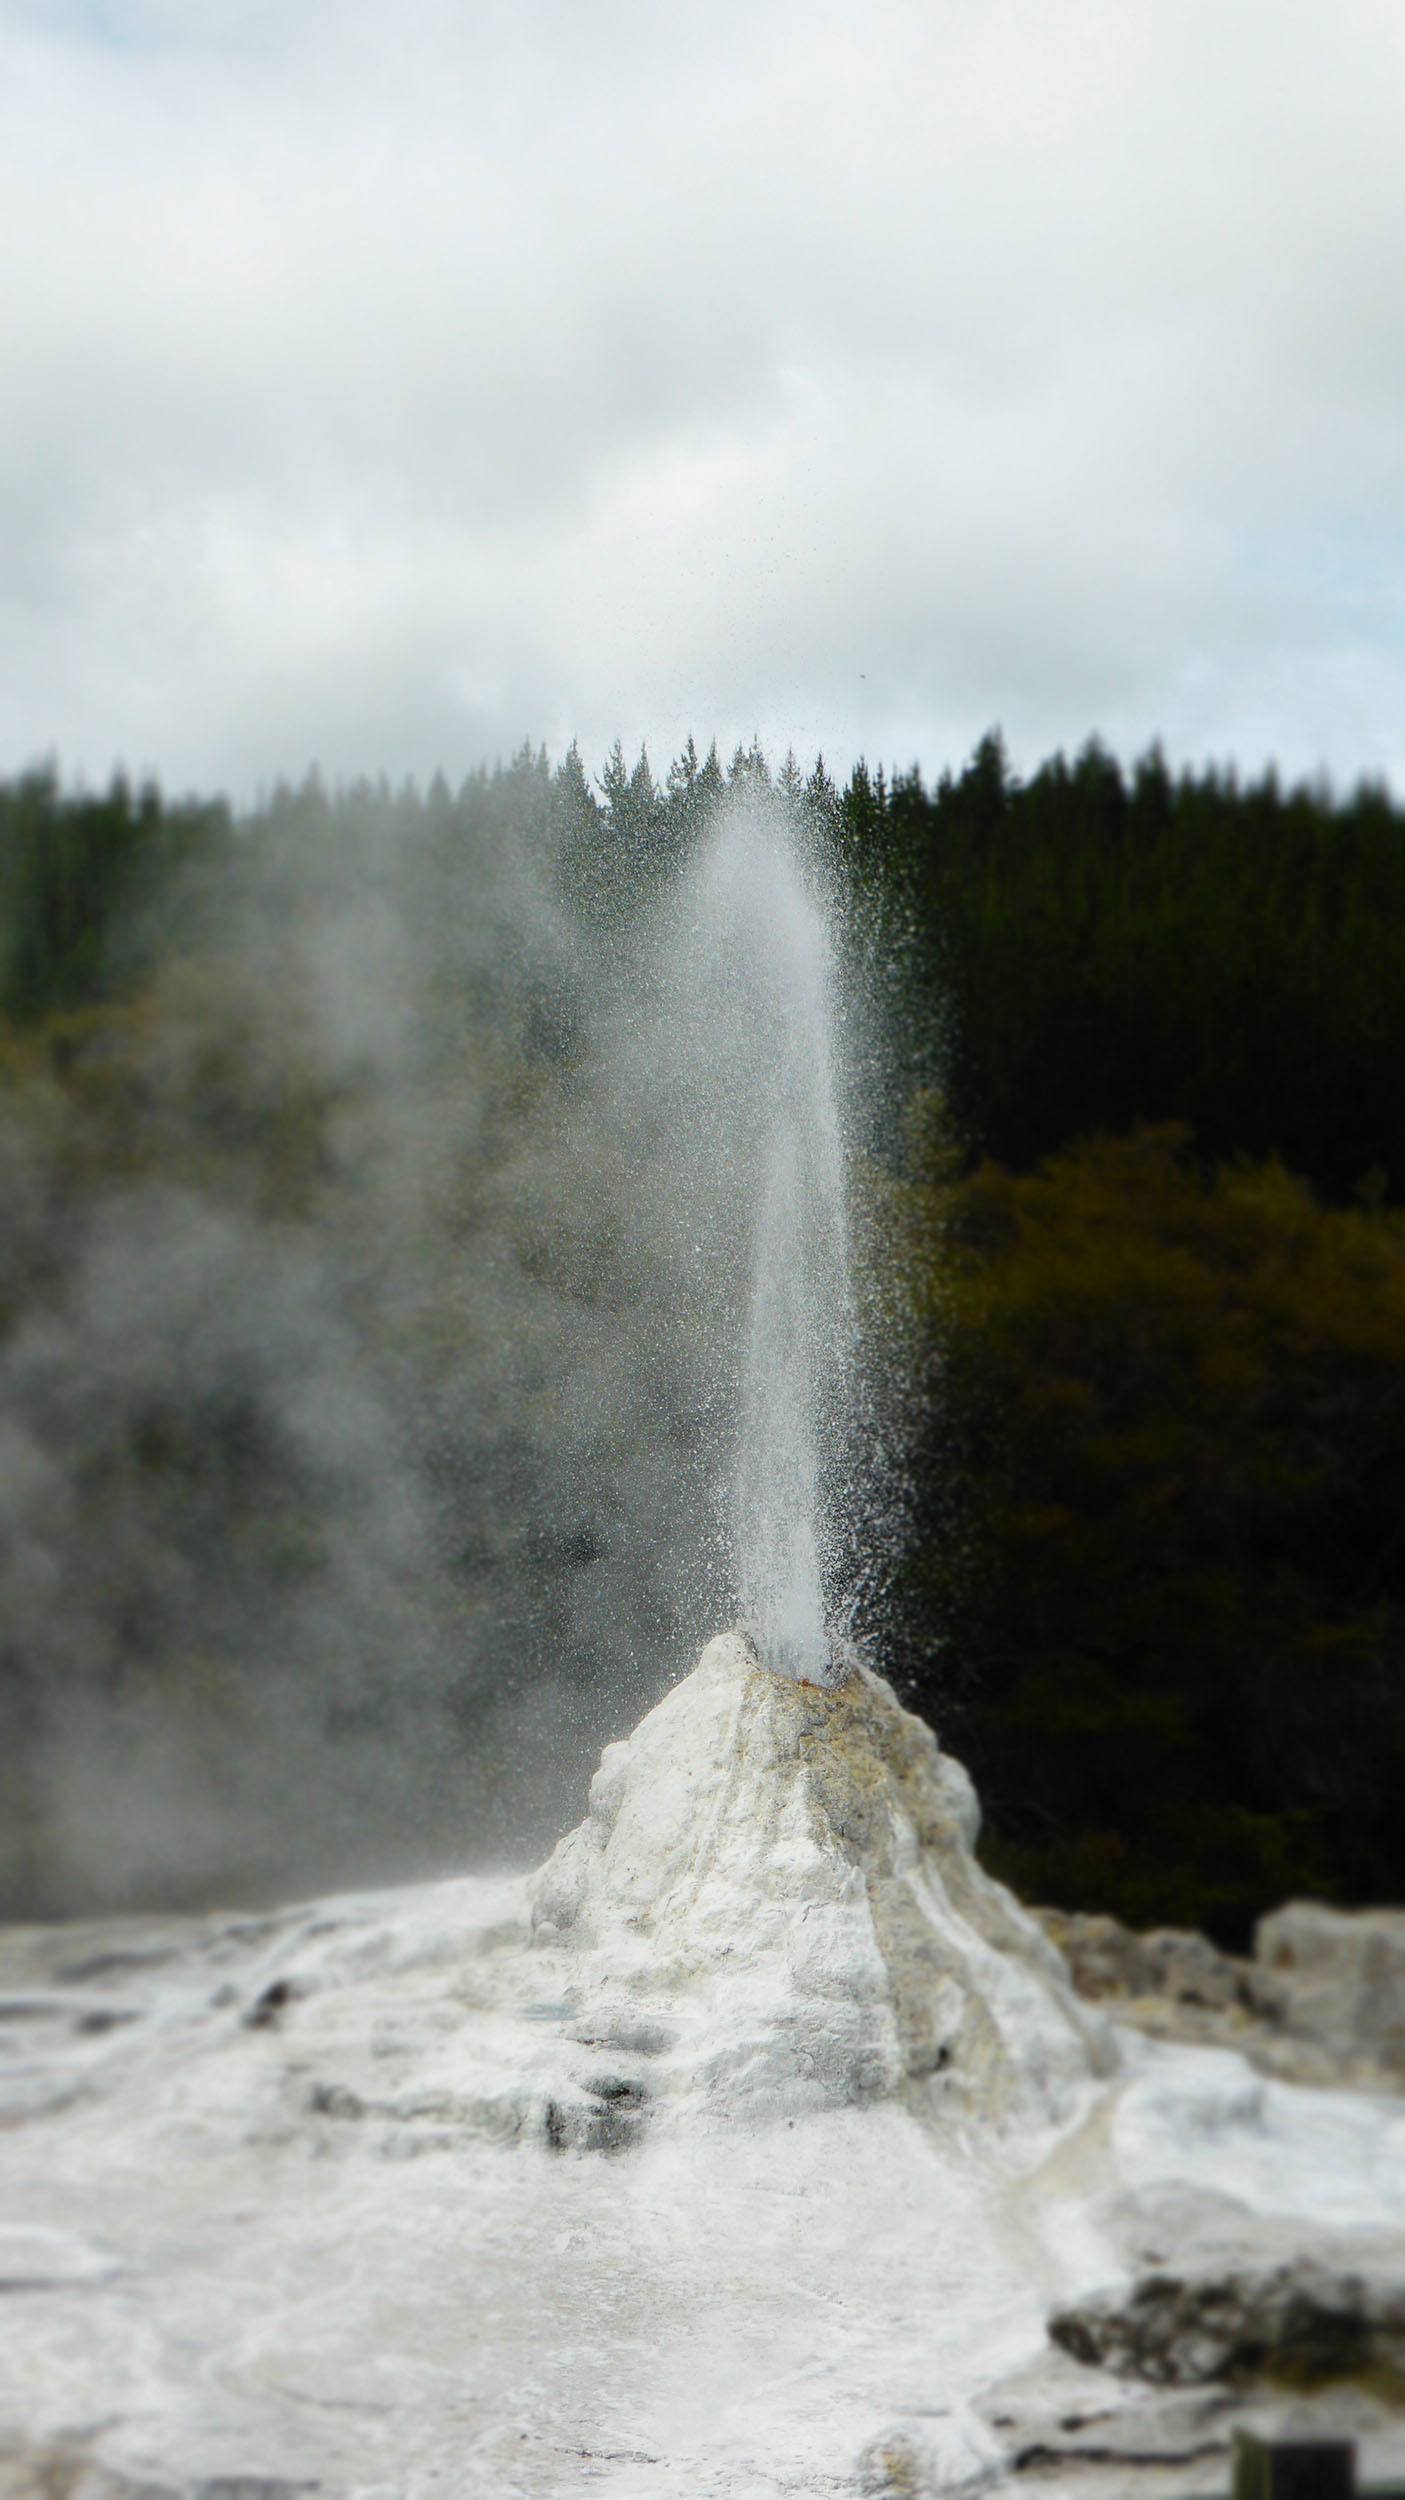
[666,792,858,1684]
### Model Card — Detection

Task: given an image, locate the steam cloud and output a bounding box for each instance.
[1,764,871,1914]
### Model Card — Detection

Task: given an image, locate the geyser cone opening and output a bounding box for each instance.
[737,1617,860,1691]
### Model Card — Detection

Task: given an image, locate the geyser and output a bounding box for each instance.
[668,794,856,1682]
[520,798,1113,2137]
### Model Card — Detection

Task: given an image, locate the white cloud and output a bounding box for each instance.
[2,0,1404,794]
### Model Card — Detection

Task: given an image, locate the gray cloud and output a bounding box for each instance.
[2,0,1404,792]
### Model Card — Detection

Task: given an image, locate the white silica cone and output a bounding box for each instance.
[531,1631,1116,2129]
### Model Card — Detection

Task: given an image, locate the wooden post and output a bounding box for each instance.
[1233,2432,1356,2500]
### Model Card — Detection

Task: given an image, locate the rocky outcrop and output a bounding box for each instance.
[530,1630,1115,2127]
[1034,1911,1248,2015]
[1036,1902,1405,2092]
[1050,2260,1405,2392]
[1255,1903,1405,2081]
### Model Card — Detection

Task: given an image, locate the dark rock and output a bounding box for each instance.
[242,1978,302,2031]
[541,2079,648,2153]
[306,2081,365,2119]
[1050,2262,1405,2390]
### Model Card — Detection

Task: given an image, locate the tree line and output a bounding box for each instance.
[15,728,1405,1223]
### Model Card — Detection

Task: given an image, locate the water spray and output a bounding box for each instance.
[662,789,857,1687]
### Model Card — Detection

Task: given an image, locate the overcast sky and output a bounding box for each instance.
[3,0,1404,800]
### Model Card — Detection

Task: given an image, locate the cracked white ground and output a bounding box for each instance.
[2,1638,1403,2500]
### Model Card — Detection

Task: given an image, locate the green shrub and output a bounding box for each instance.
[893,1128,1405,1941]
